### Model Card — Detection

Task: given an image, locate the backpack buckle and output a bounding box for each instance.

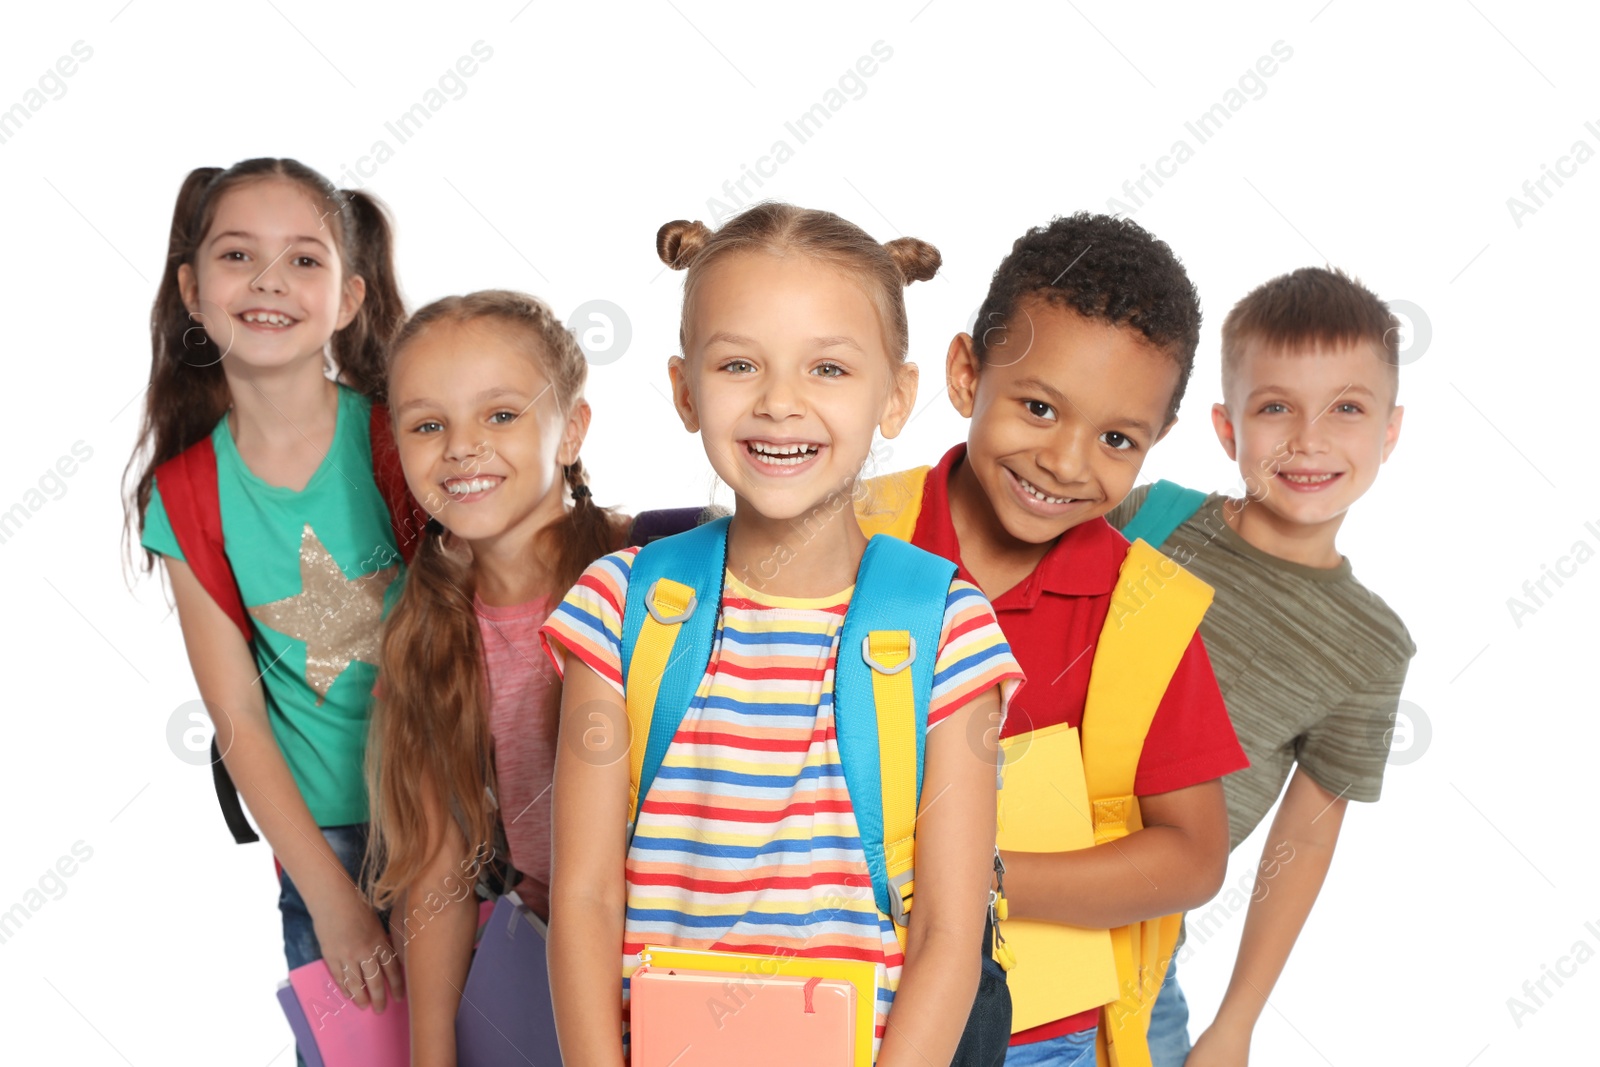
[645,579,698,625]
[862,632,917,675]
[888,867,915,927]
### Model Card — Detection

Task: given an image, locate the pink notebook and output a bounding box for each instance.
[630,964,856,1067]
[282,959,409,1067]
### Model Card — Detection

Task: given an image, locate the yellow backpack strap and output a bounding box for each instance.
[624,577,698,827]
[1082,539,1213,1067]
[619,517,731,836]
[853,466,929,541]
[866,630,918,953]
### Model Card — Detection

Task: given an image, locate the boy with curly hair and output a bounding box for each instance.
[862,213,1247,1065]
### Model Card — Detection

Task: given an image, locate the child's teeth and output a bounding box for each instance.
[445,478,497,495]
[1017,475,1071,505]
[750,442,818,466]
[1283,473,1335,484]
[244,311,292,326]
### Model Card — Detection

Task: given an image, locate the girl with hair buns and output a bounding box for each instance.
[369,290,636,1063]
[540,203,1023,1066]
[127,159,411,1035]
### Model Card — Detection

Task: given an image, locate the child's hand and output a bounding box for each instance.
[1187,1020,1251,1066]
[313,892,406,1012]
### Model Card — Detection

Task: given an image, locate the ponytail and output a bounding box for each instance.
[366,525,494,909]
[330,189,405,399]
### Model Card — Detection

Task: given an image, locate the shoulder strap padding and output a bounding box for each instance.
[154,435,251,639]
[836,534,955,925]
[1081,539,1213,815]
[620,517,731,829]
[853,467,930,542]
[1117,480,1208,551]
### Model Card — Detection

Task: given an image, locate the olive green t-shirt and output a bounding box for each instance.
[1108,486,1416,851]
[142,385,404,827]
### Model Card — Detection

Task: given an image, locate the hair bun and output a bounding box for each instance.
[883,237,941,285]
[657,219,713,270]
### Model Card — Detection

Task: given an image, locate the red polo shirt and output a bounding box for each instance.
[909,444,1247,1043]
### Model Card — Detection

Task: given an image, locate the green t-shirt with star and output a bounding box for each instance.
[143,384,404,827]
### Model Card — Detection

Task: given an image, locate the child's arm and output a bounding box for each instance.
[1001,777,1230,928]
[1186,767,1346,1067]
[396,775,481,1066]
[877,689,1000,1067]
[547,657,629,1067]
[165,558,402,1008]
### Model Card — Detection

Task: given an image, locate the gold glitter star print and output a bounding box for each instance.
[249,525,398,704]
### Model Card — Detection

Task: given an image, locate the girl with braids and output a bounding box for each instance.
[369,290,633,1063]
[126,160,411,1022]
[540,204,1024,1066]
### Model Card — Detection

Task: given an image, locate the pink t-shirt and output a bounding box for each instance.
[475,594,559,917]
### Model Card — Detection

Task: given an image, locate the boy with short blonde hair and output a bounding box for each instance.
[1110,266,1417,1065]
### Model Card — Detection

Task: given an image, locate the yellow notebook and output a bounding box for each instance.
[639,946,878,1067]
[997,722,1119,1032]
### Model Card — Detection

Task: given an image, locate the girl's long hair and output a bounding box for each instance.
[123,158,405,569]
[366,291,626,909]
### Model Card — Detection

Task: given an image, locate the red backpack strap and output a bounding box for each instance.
[154,437,251,638]
[153,436,261,845]
[369,402,427,564]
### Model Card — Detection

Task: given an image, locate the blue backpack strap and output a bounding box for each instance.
[1118,479,1207,549]
[835,534,958,924]
[619,516,731,832]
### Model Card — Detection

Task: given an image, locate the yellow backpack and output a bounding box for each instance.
[856,468,1213,1067]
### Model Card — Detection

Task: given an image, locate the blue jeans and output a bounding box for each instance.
[1004,1026,1097,1066]
[1146,958,1193,1066]
[278,824,373,1067]
[278,823,372,969]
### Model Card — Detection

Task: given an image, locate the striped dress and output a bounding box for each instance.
[539,547,1023,1061]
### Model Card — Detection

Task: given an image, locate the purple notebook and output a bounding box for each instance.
[455,892,561,1066]
[276,983,326,1067]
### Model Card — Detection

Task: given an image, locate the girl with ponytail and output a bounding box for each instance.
[125,159,412,1039]
[369,290,631,1063]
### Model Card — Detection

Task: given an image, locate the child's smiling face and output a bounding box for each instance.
[669,251,917,523]
[390,317,585,546]
[950,298,1179,545]
[178,177,365,370]
[1213,338,1402,540]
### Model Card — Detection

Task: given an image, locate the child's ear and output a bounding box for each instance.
[1210,402,1239,461]
[667,355,700,433]
[1153,416,1178,447]
[946,333,980,419]
[337,275,368,330]
[1381,404,1403,463]
[560,399,592,466]
[878,361,920,439]
[177,263,199,313]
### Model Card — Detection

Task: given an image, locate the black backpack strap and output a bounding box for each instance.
[211,740,260,844]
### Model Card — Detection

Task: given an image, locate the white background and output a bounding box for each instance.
[2,1,1596,1063]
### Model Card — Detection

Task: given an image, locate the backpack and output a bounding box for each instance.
[618,515,955,949]
[855,469,1214,1067]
